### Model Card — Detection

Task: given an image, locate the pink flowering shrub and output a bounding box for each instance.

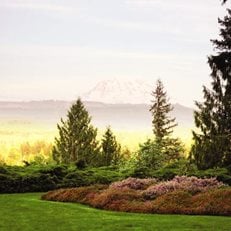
[143,176,226,199]
[109,177,157,190]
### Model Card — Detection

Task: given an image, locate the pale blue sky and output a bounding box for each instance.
[0,0,227,106]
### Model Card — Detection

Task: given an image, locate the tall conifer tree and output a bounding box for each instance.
[191,9,231,169]
[150,79,177,143]
[138,79,184,167]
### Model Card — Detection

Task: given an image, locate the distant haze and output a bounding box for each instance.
[0,100,194,130]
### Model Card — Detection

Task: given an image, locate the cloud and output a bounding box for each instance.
[0,2,75,13]
[124,0,219,11]
[0,44,201,60]
[0,44,209,106]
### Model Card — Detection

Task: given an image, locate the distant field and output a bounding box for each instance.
[0,120,55,164]
[0,193,230,231]
[0,101,193,164]
[0,118,192,165]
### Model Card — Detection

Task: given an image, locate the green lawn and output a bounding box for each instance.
[0,193,230,231]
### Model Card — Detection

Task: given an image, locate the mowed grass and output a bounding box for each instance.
[0,193,230,231]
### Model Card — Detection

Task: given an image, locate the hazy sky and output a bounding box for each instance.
[0,0,227,106]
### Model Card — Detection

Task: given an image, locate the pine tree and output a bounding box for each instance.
[190,9,231,169]
[137,79,183,168]
[101,126,121,166]
[52,98,99,165]
[150,80,184,164]
[150,79,177,144]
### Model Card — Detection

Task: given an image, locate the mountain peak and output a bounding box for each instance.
[82,79,153,104]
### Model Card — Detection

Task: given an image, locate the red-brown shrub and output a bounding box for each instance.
[188,188,231,215]
[150,189,231,215]
[151,191,194,214]
[91,188,141,209]
[41,184,107,204]
[41,178,231,216]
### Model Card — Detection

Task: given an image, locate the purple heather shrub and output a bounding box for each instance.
[109,177,157,190]
[143,176,226,199]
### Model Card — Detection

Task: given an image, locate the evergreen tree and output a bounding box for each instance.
[150,79,177,143]
[52,98,99,165]
[101,126,121,166]
[138,80,183,168]
[190,9,231,169]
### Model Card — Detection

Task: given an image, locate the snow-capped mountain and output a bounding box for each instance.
[82,78,153,104]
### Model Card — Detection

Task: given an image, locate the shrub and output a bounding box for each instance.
[91,188,141,210]
[38,165,67,178]
[0,166,8,174]
[143,176,226,199]
[42,185,107,204]
[42,184,231,215]
[188,188,231,215]
[151,191,192,214]
[151,188,231,215]
[75,159,86,169]
[0,165,124,193]
[109,177,157,190]
[193,168,231,185]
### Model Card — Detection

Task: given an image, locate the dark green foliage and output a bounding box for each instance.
[132,158,189,180]
[131,158,231,183]
[100,126,122,166]
[75,159,87,169]
[192,168,231,186]
[0,163,230,193]
[161,137,185,164]
[0,165,124,193]
[53,98,99,165]
[137,139,164,169]
[191,10,231,169]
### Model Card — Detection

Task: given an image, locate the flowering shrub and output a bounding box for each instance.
[143,176,226,199]
[42,187,231,215]
[109,177,157,190]
[42,177,231,215]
